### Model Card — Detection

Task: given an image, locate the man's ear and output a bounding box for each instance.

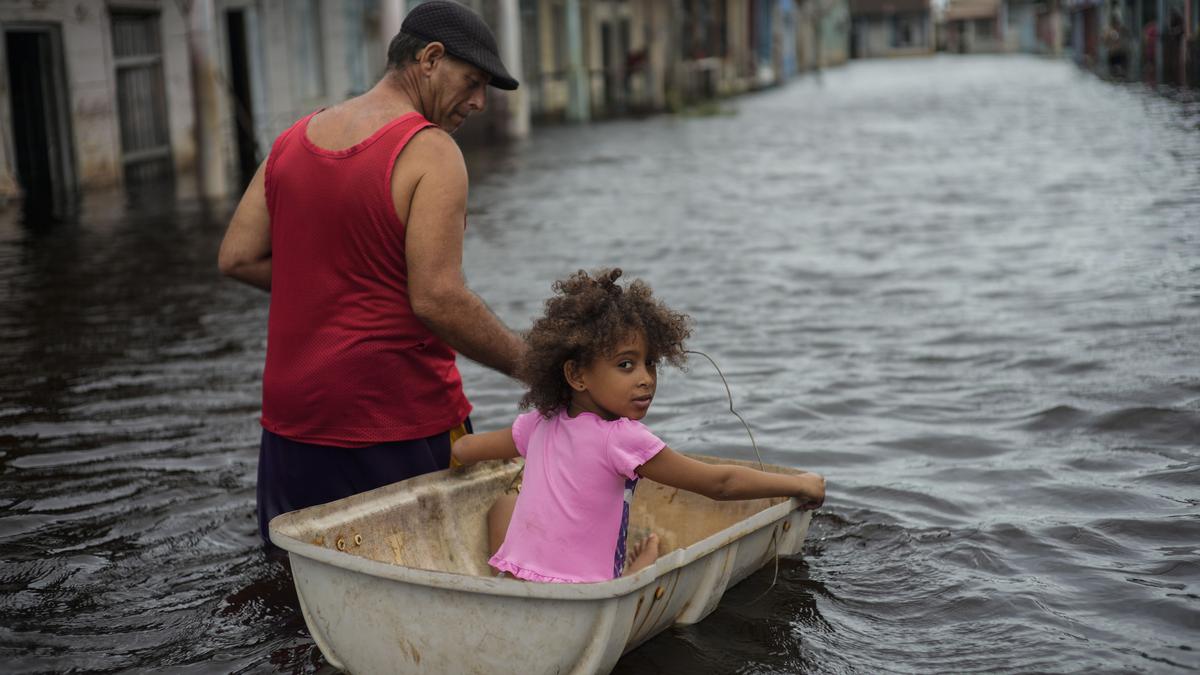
[563,360,587,392]
[418,42,446,73]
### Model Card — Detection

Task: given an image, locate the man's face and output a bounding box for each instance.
[428,53,489,132]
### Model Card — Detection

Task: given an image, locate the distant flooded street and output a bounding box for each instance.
[2,55,1198,672]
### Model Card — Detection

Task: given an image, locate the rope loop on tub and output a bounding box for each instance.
[684,349,782,600]
[684,349,765,471]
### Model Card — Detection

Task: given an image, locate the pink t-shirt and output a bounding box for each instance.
[489,409,666,583]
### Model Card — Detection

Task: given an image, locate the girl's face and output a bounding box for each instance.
[565,331,657,421]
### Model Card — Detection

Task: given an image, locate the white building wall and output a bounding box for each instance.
[858,14,933,56]
[866,19,890,55]
[532,0,575,117]
[161,4,196,174]
[626,0,650,108]
[643,0,673,110]
[64,2,123,188]
[260,1,302,138]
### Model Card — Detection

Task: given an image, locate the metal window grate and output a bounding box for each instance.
[111,11,172,183]
[112,13,162,59]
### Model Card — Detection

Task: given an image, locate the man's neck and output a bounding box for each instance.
[370,69,425,120]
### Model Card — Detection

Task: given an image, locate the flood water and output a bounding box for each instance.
[2,55,1198,673]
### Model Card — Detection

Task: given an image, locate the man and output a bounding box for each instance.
[217,1,526,545]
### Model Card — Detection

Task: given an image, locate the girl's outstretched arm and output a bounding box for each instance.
[636,446,825,508]
[451,427,520,467]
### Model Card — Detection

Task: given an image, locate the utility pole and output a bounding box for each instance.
[1155,0,1165,81]
[382,0,404,45]
[566,0,590,122]
[1099,0,1110,74]
[641,0,657,109]
[181,0,227,201]
[498,0,529,137]
[666,0,683,110]
[605,4,627,115]
[812,0,826,72]
[1133,0,1143,76]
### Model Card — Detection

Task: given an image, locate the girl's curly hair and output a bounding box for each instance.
[520,268,692,416]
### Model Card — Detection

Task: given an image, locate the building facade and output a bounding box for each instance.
[1,0,527,209]
[796,0,853,70]
[1002,0,1061,53]
[1066,0,1196,84]
[943,0,1007,52]
[849,0,935,58]
[1,1,194,209]
[2,0,854,210]
[520,0,850,122]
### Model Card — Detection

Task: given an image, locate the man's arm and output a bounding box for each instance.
[218,160,272,291]
[400,130,526,378]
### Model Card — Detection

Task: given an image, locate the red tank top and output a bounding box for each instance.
[260,110,471,446]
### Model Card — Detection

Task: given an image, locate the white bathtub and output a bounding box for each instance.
[270,454,814,674]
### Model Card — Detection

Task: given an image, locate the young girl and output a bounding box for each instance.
[451,269,825,583]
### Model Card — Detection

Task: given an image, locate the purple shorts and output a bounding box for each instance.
[256,421,470,546]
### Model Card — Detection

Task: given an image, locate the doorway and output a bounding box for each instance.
[601,18,631,115]
[4,26,76,215]
[225,8,258,189]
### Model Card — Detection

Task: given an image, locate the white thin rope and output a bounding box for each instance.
[684,349,782,601]
[683,350,765,471]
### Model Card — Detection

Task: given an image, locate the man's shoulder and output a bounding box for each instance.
[390,124,467,200]
[401,125,465,168]
[389,124,468,208]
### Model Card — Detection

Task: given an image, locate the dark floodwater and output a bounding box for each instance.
[2,55,1198,673]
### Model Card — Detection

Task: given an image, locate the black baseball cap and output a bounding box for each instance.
[401,1,519,91]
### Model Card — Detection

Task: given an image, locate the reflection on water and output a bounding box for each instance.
[2,55,1198,672]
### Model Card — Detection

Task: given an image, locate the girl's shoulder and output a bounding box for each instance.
[602,417,666,480]
[515,408,551,424]
[545,410,660,445]
[607,415,653,431]
[562,411,652,433]
[604,416,659,442]
[511,408,560,452]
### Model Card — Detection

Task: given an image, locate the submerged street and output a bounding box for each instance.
[2,55,1199,672]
